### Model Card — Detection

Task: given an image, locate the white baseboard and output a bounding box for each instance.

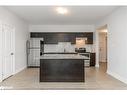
[107,70,127,84]
[14,66,27,75]
[0,66,26,83]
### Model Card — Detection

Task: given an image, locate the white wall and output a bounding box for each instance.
[96,7,127,83]
[0,7,29,81]
[29,25,95,32]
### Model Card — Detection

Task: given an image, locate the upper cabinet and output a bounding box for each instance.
[30,32,93,44]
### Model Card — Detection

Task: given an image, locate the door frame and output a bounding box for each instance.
[99,32,107,63]
[96,24,108,67]
[1,23,15,81]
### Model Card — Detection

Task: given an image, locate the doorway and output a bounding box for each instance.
[98,25,108,72]
[1,24,15,81]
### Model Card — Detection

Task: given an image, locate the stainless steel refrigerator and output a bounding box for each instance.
[26,38,44,67]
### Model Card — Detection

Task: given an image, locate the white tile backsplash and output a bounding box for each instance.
[44,42,94,53]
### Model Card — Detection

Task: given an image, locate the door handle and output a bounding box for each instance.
[11,53,14,55]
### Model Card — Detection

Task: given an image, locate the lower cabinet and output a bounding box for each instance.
[90,53,96,66]
[40,59,85,82]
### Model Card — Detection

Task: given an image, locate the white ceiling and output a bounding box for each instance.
[6,6,118,25]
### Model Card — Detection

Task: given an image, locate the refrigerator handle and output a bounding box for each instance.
[26,40,30,55]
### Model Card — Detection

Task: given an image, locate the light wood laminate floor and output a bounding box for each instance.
[1,63,127,90]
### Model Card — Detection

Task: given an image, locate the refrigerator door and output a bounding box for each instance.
[30,38,40,49]
[27,38,44,67]
[29,38,44,48]
[28,49,40,67]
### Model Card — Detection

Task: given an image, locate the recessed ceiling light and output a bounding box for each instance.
[103,29,108,32]
[56,7,68,15]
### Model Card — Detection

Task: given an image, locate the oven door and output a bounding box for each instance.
[79,53,90,67]
[84,60,90,67]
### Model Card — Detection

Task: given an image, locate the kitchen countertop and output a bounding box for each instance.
[43,52,78,54]
[40,54,90,59]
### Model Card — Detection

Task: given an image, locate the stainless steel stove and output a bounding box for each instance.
[75,48,90,67]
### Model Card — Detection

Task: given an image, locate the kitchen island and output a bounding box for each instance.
[40,54,89,82]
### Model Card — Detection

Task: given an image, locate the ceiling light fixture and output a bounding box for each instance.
[56,7,68,15]
[103,29,108,32]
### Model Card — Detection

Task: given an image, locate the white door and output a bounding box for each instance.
[99,32,107,62]
[2,24,14,80]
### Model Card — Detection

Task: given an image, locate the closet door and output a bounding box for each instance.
[2,24,14,80]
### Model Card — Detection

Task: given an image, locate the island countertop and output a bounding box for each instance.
[40,54,90,60]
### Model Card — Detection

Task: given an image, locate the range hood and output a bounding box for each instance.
[76,37,87,48]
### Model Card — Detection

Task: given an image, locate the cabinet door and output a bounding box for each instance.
[44,33,75,44]
[31,32,45,38]
[44,33,58,44]
[75,33,84,38]
[90,53,96,66]
[86,33,93,44]
[30,33,38,38]
[69,33,76,44]
[40,59,84,82]
[57,33,67,42]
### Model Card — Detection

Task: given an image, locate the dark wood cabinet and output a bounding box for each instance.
[30,32,93,44]
[44,33,58,44]
[30,32,43,38]
[90,53,96,66]
[40,59,84,82]
[85,33,93,44]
